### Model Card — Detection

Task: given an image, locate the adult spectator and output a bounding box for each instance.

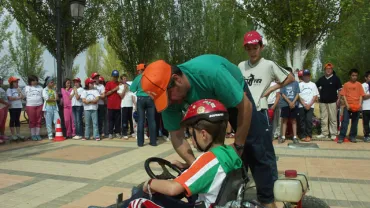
[105,70,122,139]
[316,63,342,140]
[130,64,157,147]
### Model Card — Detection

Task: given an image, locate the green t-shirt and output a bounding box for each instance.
[162,54,245,131]
[130,74,149,97]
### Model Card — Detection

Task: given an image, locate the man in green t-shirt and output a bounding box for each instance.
[141,55,276,207]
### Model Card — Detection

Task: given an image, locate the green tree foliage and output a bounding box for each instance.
[321,1,370,83]
[85,42,102,77]
[244,0,353,70]
[0,5,12,77]
[5,0,105,82]
[8,25,45,83]
[101,39,124,79]
[104,0,251,77]
[72,64,79,78]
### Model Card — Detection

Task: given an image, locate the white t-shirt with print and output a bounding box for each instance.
[267,82,280,105]
[299,81,319,108]
[70,87,84,106]
[238,58,290,111]
[118,84,135,107]
[81,89,100,111]
[362,82,370,110]
[0,87,7,109]
[95,84,105,105]
[24,85,43,106]
[6,88,23,109]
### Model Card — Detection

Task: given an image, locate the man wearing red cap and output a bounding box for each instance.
[238,30,294,207]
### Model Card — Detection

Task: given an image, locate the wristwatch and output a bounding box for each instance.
[234,143,244,151]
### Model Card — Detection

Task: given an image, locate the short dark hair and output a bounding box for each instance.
[28,75,38,85]
[349,68,359,76]
[171,65,183,76]
[120,74,128,80]
[63,78,71,88]
[365,71,370,78]
[194,120,227,145]
[284,67,293,73]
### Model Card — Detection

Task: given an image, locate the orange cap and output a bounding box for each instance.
[324,63,334,69]
[8,76,20,84]
[141,60,172,112]
[137,63,145,71]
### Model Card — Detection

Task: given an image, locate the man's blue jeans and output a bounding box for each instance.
[137,96,156,146]
[339,107,360,141]
[72,106,84,137]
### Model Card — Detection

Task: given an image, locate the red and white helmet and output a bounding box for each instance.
[91,72,100,79]
[85,78,94,86]
[181,99,229,127]
[99,76,105,82]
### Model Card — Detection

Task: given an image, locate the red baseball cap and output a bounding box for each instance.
[73,77,81,82]
[243,31,262,46]
[141,60,172,112]
[137,63,145,71]
[85,78,95,86]
[99,76,105,82]
[91,72,100,79]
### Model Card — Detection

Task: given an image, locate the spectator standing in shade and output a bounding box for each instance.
[362,71,370,142]
[267,81,281,140]
[6,76,25,141]
[42,76,60,140]
[118,74,136,139]
[61,79,75,139]
[70,78,84,140]
[130,63,157,147]
[0,76,9,143]
[105,70,121,139]
[298,69,319,142]
[316,63,342,140]
[24,75,44,141]
[91,72,106,138]
[279,67,300,144]
[338,69,365,143]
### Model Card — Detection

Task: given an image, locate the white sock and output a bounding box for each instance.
[35,128,40,136]
[282,136,286,139]
[30,128,35,136]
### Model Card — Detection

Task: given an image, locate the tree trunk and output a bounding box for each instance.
[285,48,292,68]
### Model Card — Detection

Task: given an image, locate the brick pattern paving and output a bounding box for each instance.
[0,138,369,208]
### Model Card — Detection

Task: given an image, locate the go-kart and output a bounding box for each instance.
[89,157,329,208]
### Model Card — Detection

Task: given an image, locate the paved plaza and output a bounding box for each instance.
[0,136,370,208]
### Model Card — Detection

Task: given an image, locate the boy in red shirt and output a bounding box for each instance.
[338,68,365,143]
[105,70,121,139]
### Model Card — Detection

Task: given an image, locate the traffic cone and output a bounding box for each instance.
[54,119,65,142]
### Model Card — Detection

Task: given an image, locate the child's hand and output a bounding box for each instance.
[172,160,189,169]
[289,102,295,109]
[143,180,156,194]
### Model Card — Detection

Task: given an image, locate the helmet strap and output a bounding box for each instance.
[192,128,213,152]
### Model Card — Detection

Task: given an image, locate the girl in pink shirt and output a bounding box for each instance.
[61,79,75,138]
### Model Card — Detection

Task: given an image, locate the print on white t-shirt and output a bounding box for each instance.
[24,85,43,106]
[81,89,100,111]
[362,82,370,110]
[299,81,319,108]
[6,88,23,109]
[267,82,280,105]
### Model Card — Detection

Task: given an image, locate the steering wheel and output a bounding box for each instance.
[144,157,182,180]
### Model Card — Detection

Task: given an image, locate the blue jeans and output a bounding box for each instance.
[44,105,60,138]
[84,110,99,139]
[72,106,84,136]
[339,107,360,141]
[137,96,156,146]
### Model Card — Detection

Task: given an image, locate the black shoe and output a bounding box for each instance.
[350,139,357,143]
[364,137,370,143]
[337,140,343,144]
[293,138,299,144]
[278,137,285,144]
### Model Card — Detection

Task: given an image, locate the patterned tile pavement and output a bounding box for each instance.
[1,136,370,208]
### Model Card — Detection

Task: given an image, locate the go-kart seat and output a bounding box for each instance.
[201,168,249,207]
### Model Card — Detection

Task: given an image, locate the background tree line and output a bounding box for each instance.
[1,0,369,84]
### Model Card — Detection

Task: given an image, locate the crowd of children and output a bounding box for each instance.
[267,67,370,144]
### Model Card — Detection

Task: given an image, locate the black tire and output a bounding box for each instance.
[284,195,330,208]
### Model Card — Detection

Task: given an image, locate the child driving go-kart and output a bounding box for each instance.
[90,99,242,208]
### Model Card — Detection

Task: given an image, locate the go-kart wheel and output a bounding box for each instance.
[144,157,182,180]
[284,195,330,208]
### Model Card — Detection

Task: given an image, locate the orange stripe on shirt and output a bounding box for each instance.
[175,152,216,186]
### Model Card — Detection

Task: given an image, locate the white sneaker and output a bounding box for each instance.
[109,134,113,139]
[115,133,121,138]
[145,135,149,140]
[162,136,170,142]
[316,134,327,139]
[72,136,81,140]
[330,135,337,140]
[122,136,128,139]
[48,137,53,140]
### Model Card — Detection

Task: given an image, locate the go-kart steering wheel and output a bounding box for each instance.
[144,157,182,179]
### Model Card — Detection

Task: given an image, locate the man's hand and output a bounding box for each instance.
[172,160,189,169]
[231,144,243,157]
